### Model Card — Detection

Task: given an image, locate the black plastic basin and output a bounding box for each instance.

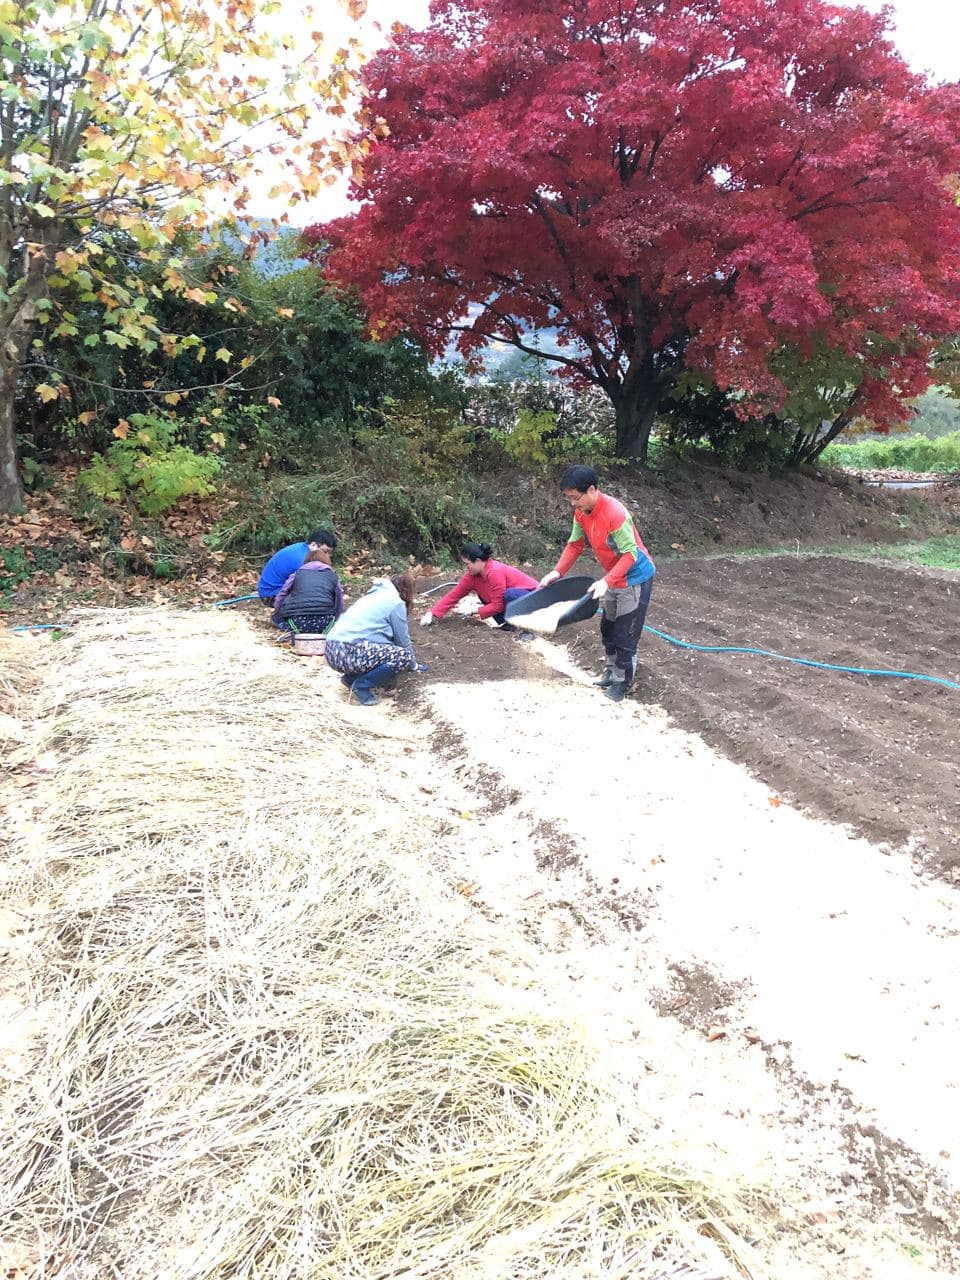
[504,575,599,631]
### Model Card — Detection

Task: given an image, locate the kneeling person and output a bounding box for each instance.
[419,542,537,630]
[272,547,344,635]
[257,528,337,605]
[325,572,422,707]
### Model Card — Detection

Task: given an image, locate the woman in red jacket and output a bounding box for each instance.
[420,542,537,630]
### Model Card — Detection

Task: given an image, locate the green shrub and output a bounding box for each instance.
[822,431,960,473]
[1,545,59,600]
[212,471,342,554]
[556,428,614,465]
[491,408,555,468]
[349,484,465,559]
[658,383,795,472]
[214,454,547,567]
[1,546,34,598]
[78,413,223,515]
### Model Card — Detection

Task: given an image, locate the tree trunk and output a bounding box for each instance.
[787,410,853,468]
[0,244,49,514]
[611,381,663,461]
[0,372,24,511]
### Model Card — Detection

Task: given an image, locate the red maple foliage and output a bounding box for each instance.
[307,0,960,460]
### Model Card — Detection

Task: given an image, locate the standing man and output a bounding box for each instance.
[540,466,655,701]
[257,529,337,606]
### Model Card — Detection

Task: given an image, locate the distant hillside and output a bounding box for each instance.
[255,225,572,375]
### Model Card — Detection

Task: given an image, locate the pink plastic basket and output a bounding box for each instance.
[291,634,326,657]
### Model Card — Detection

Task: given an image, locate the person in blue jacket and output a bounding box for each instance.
[257,529,337,605]
[324,572,423,706]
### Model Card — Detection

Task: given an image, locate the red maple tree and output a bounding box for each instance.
[307,0,960,460]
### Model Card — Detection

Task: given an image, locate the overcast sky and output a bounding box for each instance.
[357,0,960,81]
[302,0,958,225]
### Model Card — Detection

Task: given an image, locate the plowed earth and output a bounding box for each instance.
[402,554,960,1276]
[417,555,960,883]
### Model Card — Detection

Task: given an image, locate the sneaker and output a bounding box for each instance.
[604,682,628,702]
[350,687,379,706]
[595,666,615,688]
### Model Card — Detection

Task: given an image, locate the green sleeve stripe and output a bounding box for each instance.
[610,516,638,558]
[566,517,585,546]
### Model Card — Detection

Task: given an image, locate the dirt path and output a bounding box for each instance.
[387,558,960,1277]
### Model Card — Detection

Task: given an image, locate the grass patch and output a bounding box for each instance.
[821,431,960,473]
[725,534,960,572]
[860,535,960,571]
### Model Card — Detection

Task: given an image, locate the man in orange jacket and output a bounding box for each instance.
[540,465,656,701]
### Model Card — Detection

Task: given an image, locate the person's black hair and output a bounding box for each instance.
[559,465,599,493]
[461,541,492,561]
[308,528,337,548]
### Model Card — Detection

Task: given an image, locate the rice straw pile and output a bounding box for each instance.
[0,628,47,755]
[0,609,756,1280]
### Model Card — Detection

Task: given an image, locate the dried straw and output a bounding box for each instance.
[1,609,758,1280]
[0,628,49,755]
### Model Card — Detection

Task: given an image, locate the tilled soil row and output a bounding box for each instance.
[564,556,960,880]
[400,627,960,1278]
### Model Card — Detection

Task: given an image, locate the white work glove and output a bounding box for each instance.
[539,569,560,588]
[419,612,434,628]
[588,578,609,600]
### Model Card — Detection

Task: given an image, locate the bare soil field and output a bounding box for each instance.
[416,555,960,882]
[403,555,960,1276]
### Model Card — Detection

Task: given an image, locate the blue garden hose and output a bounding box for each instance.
[6,599,958,691]
[645,625,960,692]
[212,593,260,607]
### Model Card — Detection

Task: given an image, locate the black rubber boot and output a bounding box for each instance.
[604,682,628,702]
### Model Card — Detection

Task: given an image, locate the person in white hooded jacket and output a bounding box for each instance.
[324,572,423,706]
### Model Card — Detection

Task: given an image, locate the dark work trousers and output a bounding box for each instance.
[491,586,533,626]
[599,578,654,686]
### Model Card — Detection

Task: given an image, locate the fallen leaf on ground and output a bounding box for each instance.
[799,1200,840,1225]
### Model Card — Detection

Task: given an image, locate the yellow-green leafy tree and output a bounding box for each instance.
[0,0,369,512]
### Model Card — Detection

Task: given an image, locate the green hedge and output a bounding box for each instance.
[822,431,960,473]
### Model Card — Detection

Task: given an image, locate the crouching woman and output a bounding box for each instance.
[272,547,344,635]
[419,542,537,630]
[324,572,422,706]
